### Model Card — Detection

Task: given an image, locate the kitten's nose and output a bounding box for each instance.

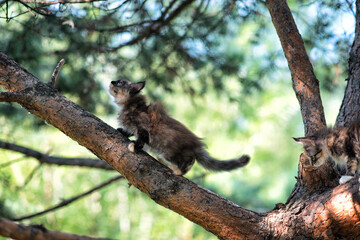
[111,81,116,85]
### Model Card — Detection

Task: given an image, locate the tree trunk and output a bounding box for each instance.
[336,0,360,128]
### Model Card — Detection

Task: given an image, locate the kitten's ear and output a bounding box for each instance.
[131,81,146,95]
[293,137,316,147]
[293,137,321,156]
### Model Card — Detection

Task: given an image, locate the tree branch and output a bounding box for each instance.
[266,0,336,204]
[0,217,113,240]
[266,0,326,136]
[12,175,123,221]
[49,58,65,87]
[336,0,360,127]
[267,176,360,239]
[0,140,114,170]
[0,92,27,103]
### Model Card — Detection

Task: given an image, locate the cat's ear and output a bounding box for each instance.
[293,136,320,155]
[293,137,316,147]
[131,81,146,95]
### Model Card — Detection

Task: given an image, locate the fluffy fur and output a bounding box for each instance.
[109,79,250,175]
[294,123,360,184]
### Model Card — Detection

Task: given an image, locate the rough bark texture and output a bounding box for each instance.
[336,0,360,128]
[266,0,326,136]
[266,0,342,206]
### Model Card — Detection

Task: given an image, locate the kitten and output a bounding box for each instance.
[294,123,360,184]
[109,79,250,175]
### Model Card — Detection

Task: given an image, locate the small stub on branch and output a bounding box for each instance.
[49,58,65,87]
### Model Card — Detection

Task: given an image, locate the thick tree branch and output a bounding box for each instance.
[336,0,360,127]
[0,217,112,240]
[266,0,326,136]
[0,51,264,239]
[266,0,337,204]
[0,92,27,103]
[0,140,114,170]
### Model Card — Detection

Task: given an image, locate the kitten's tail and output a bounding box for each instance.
[195,148,250,171]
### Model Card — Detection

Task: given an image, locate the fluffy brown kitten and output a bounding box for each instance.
[294,123,360,184]
[109,79,250,175]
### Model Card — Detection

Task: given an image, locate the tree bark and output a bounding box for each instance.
[336,0,360,128]
[266,0,341,206]
[266,0,326,137]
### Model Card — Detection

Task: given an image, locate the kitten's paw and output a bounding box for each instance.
[170,165,183,175]
[128,142,135,152]
[339,175,354,184]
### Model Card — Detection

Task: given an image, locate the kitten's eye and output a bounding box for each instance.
[315,151,322,158]
[310,150,322,165]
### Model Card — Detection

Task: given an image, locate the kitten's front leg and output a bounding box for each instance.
[128,128,149,152]
[340,158,358,184]
[117,128,133,138]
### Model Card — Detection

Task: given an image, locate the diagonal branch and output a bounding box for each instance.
[0,140,114,170]
[336,0,360,127]
[0,51,264,240]
[266,0,326,136]
[0,92,28,103]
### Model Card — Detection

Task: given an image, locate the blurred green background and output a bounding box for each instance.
[0,0,353,239]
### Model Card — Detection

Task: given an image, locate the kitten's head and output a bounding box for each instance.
[294,136,326,168]
[109,79,145,105]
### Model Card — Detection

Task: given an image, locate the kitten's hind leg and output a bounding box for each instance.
[169,155,195,175]
[170,165,184,176]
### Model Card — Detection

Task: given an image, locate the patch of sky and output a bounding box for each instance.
[307,1,355,63]
[142,1,162,20]
[111,32,132,47]
[183,39,207,59]
[236,0,257,17]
